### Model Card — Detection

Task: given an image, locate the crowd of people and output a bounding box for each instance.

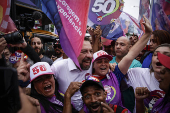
[1,16,170,113]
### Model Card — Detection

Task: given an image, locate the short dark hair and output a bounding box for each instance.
[133,34,138,40]
[152,30,170,45]
[81,82,104,95]
[31,34,44,44]
[84,36,90,42]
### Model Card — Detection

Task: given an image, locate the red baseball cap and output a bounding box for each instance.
[92,50,113,63]
[158,52,170,69]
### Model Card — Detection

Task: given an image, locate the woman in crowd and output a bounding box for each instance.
[30,62,77,113]
[140,30,170,68]
[135,44,170,113]
[63,15,152,113]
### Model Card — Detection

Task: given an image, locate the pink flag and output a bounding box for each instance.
[0,0,17,34]
[56,0,90,68]
[32,0,90,69]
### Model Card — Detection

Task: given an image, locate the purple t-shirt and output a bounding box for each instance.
[102,72,123,105]
[151,98,170,113]
[144,90,165,112]
[40,95,63,113]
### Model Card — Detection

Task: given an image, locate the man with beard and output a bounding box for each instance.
[109,36,142,113]
[63,76,128,113]
[51,37,94,111]
[3,47,12,67]
[52,38,68,63]
[31,36,53,65]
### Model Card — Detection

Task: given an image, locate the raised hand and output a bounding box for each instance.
[18,87,41,113]
[142,15,153,35]
[17,53,30,82]
[0,37,7,55]
[101,102,115,113]
[94,25,102,38]
[65,82,83,98]
[109,63,117,72]
[87,27,95,37]
[135,87,150,101]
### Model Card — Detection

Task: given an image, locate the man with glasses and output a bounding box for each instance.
[31,36,53,65]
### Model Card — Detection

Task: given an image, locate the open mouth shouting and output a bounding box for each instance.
[156,62,162,66]
[90,102,101,112]
[44,84,52,92]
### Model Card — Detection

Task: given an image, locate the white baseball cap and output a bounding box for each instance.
[30,62,54,82]
[92,50,113,63]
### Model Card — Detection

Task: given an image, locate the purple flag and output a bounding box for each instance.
[138,0,150,32]
[150,0,170,32]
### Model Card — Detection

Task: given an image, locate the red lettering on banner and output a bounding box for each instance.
[97,51,107,57]
[32,65,47,75]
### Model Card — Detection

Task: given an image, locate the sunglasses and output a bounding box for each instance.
[53,45,62,49]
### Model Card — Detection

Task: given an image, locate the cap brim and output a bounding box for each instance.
[30,72,54,82]
[158,52,170,69]
[80,80,104,94]
[93,55,113,63]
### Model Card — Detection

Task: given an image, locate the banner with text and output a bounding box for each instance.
[87,0,124,40]
[31,0,90,68]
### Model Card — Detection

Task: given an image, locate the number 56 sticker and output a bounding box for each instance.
[88,0,124,25]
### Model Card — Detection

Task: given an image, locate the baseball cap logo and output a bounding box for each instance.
[97,51,107,57]
[87,76,100,82]
[32,65,47,75]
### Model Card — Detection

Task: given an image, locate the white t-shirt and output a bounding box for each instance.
[127,68,160,91]
[51,58,92,111]
[53,56,63,64]
[126,68,164,113]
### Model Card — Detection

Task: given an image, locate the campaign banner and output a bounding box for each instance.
[93,11,143,40]
[31,0,90,68]
[88,0,124,25]
[122,12,143,38]
[138,0,150,33]
[87,0,124,40]
[0,0,17,34]
[150,0,170,32]
[105,18,124,40]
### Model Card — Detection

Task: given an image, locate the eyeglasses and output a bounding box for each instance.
[53,45,62,49]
